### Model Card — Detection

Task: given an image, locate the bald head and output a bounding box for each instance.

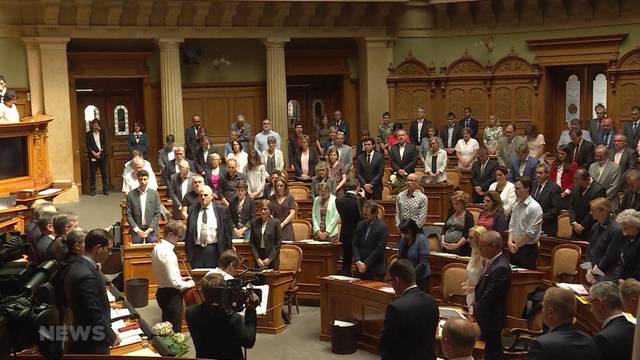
[442,319,476,358]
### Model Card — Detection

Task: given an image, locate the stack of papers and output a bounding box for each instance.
[378,286,396,294]
[107,290,116,303]
[110,308,131,320]
[333,320,356,327]
[557,283,589,296]
[38,188,61,195]
[327,275,359,282]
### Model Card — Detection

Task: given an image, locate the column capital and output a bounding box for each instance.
[156,38,184,50]
[361,37,395,48]
[262,37,290,48]
[28,37,70,51]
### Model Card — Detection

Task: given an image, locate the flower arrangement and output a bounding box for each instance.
[152,322,189,357]
[389,172,407,193]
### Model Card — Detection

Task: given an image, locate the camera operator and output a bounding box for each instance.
[206,249,242,280]
[186,272,259,360]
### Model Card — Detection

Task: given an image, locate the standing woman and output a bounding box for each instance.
[441,191,475,256]
[585,198,624,283]
[316,115,331,156]
[422,137,448,184]
[463,225,488,313]
[526,124,547,161]
[244,150,269,199]
[229,181,256,241]
[455,127,480,170]
[227,139,248,174]
[250,200,282,269]
[269,178,297,243]
[327,147,347,195]
[420,125,444,156]
[397,219,431,293]
[483,115,502,155]
[488,166,517,215]
[549,145,577,209]
[476,190,509,235]
[127,122,149,156]
[204,153,226,200]
[311,161,337,198]
[262,135,285,176]
[312,182,339,242]
[293,135,318,181]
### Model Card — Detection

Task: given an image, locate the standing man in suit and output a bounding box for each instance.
[566,129,595,169]
[288,122,304,167]
[334,132,353,174]
[127,122,148,155]
[389,129,418,176]
[570,168,607,239]
[229,181,256,241]
[619,170,640,212]
[126,170,162,244]
[162,146,195,188]
[509,144,539,182]
[219,158,246,205]
[475,230,511,360]
[596,117,615,149]
[86,119,109,196]
[66,229,116,354]
[194,135,217,176]
[33,212,57,265]
[441,112,462,155]
[496,123,526,167]
[185,115,206,161]
[589,281,633,360]
[157,134,175,175]
[589,103,607,141]
[589,145,621,210]
[532,163,561,236]
[459,107,479,138]
[336,178,365,275]
[356,138,385,200]
[508,176,543,270]
[169,160,195,220]
[611,134,637,189]
[379,259,438,360]
[471,147,498,203]
[353,200,388,281]
[333,110,349,140]
[410,106,431,147]
[441,319,477,360]
[527,287,599,360]
[624,106,640,150]
[185,185,232,268]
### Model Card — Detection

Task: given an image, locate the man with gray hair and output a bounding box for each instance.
[231,114,250,151]
[27,201,57,247]
[334,132,353,174]
[589,145,621,210]
[609,134,637,183]
[122,156,158,194]
[254,118,281,153]
[589,281,633,360]
[441,318,476,360]
[619,169,640,212]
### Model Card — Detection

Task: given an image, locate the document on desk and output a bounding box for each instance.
[327,275,359,282]
[378,285,396,294]
[38,188,61,195]
[110,308,131,320]
[557,283,589,296]
[254,285,269,315]
[107,290,116,303]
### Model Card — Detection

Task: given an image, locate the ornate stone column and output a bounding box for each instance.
[38,37,79,202]
[359,37,394,136]
[156,38,185,145]
[22,38,44,115]
[263,37,289,163]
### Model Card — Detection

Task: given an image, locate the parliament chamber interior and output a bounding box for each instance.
[1,0,640,359]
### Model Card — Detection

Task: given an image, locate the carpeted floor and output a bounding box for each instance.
[57,193,124,231]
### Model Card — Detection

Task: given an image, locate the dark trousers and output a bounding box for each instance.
[156,287,183,333]
[482,329,504,360]
[190,243,220,268]
[341,241,354,276]
[512,243,538,270]
[89,158,108,191]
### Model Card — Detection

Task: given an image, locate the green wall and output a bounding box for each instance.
[180,39,265,83]
[0,38,28,88]
[394,23,640,67]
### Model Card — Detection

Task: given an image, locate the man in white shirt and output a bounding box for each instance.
[254,118,281,153]
[441,318,476,360]
[557,119,593,148]
[122,156,158,194]
[151,220,195,332]
[206,249,242,280]
[507,176,543,270]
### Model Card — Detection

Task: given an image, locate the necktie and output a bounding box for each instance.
[535,184,542,199]
[573,144,580,161]
[480,162,486,175]
[199,208,208,247]
[431,155,438,174]
[465,119,469,128]
[634,122,638,133]
[604,133,609,146]
[368,153,372,165]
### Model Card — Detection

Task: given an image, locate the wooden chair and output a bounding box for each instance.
[503,328,543,358]
[382,185,393,199]
[556,212,572,239]
[538,243,582,282]
[432,263,467,306]
[467,205,483,224]
[376,203,385,219]
[291,219,312,241]
[279,244,303,316]
[428,233,442,252]
[383,168,391,184]
[289,185,310,201]
[414,169,425,179]
[446,169,461,187]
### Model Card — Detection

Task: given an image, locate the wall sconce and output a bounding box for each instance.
[475,35,494,53]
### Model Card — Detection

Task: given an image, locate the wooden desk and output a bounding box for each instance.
[234,240,342,300]
[538,235,588,268]
[122,243,188,298]
[0,204,27,233]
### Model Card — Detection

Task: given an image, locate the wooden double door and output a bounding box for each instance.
[76,78,144,193]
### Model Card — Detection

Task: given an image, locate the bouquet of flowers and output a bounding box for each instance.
[152,322,189,357]
[389,172,407,193]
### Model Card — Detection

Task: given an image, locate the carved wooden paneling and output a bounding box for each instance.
[607,47,640,126]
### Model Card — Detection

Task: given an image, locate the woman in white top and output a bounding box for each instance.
[261,135,284,175]
[0,90,20,123]
[455,127,479,170]
[422,137,448,183]
[244,150,269,199]
[463,225,488,312]
[488,165,517,215]
[526,124,547,161]
[227,139,248,173]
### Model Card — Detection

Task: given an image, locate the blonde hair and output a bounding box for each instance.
[590,197,612,213]
[451,190,470,205]
[468,226,488,270]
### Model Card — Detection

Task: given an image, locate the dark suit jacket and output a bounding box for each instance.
[379,287,438,360]
[184,125,207,160]
[293,149,318,178]
[610,147,637,178]
[566,140,595,169]
[389,143,418,174]
[185,203,232,264]
[619,189,640,212]
[596,131,616,150]
[194,145,218,175]
[439,124,462,149]
[249,217,282,269]
[65,256,116,354]
[85,130,108,158]
[471,159,498,190]
[288,134,302,165]
[594,315,634,360]
[410,119,431,146]
[157,147,172,172]
[527,322,599,360]
[219,172,246,203]
[531,180,561,236]
[125,188,162,234]
[474,253,511,333]
[229,196,256,230]
[458,117,479,138]
[620,235,640,280]
[355,151,385,195]
[127,132,148,154]
[509,156,539,182]
[587,218,625,274]
[624,122,640,150]
[169,172,194,219]
[186,304,256,360]
[569,181,607,238]
[352,218,388,277]
[162,158,196,187]
[335,192,364,245]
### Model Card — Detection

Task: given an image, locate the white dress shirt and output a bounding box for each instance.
[205,267,234,281]
[92,131,102,150]
[122,170,158,193]
[197,204,218,245]
[180,178,189,199]
[0,103,19,123]
[152,239,192,290]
